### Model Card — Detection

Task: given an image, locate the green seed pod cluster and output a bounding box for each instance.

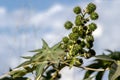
[64,21,73,29]
[61,2,98,62]
[72,44,82,55]
[86,3,96,14]
[73,6,81,14]
[86,3,99,21]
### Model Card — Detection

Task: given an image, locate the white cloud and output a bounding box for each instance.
[94,0,102,4]
[60,67,74,80]
[0,7,6,15]
[92,0,120,54]
[29,4,63,27]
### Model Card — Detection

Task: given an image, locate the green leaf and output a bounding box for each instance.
[83,76,94,80]
[9,69,27,78]
[95,71,104,80]
[31,52,44,62]
[109,63,120,80]
[51,41,61,50]
[0,77,30,80]
[21,56,32,59]
[95,55,115,62]
[87,61,102,68]
[35,63,47,80]
[42,39,49,49]
[105,49,113,53]
[16,61,31,68]
[29,49,43,52]
[84,70,94,79]
[29,41,65,74]
[109,63,117,80]
[84,62,101,79]
[14,77,31,80]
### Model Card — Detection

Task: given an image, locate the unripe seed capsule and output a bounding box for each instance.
[73,6,81,14]
[86,42,93,49]
[88,23,97,31]
[80,41,85,48]
[75,18,83,26]
[86,3,96,14]
[86,35,94,42]
[90,12,99,20]
[88,49,96,56]
[72,27,79,33]
[62,37,69,43]
[69,33,79,41]
[64,21,73,29]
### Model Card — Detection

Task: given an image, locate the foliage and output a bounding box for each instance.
[0,2,120,80]
[83,50,120,80]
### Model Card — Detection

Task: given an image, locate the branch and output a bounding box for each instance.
[79,66,109,71]
[0,61,48,79]
[0,68,22,79]
[61,61,109,71]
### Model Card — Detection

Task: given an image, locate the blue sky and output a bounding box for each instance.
[0,0,120,80]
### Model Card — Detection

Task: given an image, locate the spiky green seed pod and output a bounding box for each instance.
[68,40,74,45]
[72,27,79,33]
[86,3,96,14]
[86,42,93,49]
[69,33,79,41]
[88,49,96,56]
[64,21,73,29]
[75,18,83,26]
[90,12,99,20]
[74,44,82,51]
[88,23,97,31]
[86,35,94,42]
[73,6,81,14]
[62,37,69,43]
[78,29,86,38]
[76,15,82,19]
[80,41,85,48]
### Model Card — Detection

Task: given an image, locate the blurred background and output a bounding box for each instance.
[0,0,120,80]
